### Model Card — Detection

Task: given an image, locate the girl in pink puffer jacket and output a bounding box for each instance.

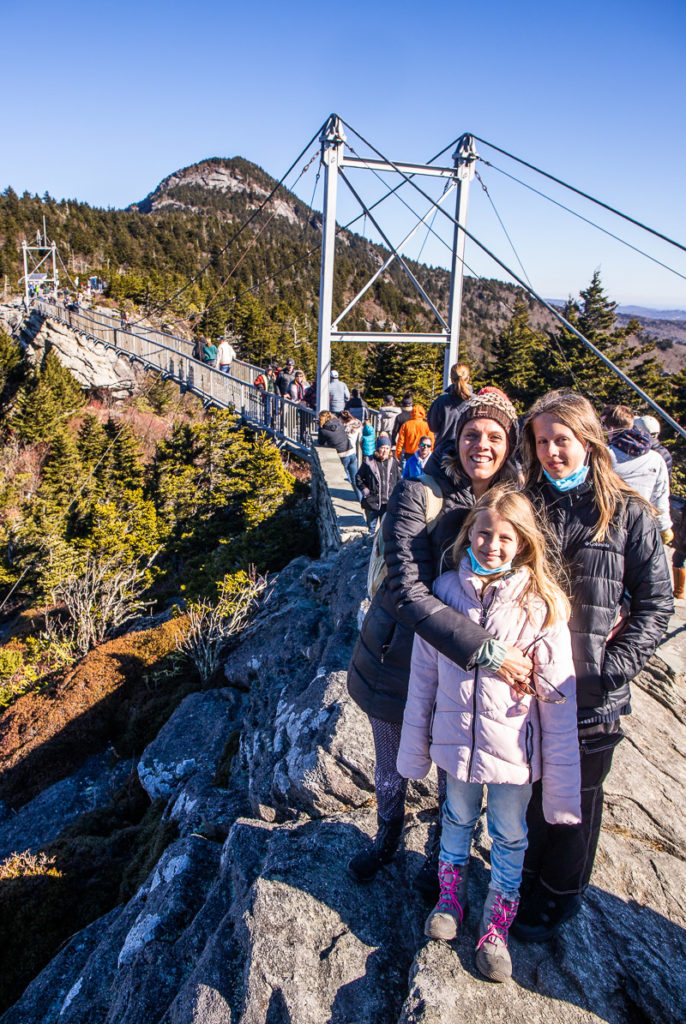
[397,484,580,983]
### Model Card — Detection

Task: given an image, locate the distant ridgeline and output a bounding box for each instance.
[0,158,684,419]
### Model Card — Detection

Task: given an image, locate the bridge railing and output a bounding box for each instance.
[35,300,317,454]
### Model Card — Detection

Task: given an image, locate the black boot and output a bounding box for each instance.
[510,882,582,943]
[348,814,404,882]
[414,823,441,903]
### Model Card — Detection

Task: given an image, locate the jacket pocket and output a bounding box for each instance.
[379,621,397,663]
[429,701,437,744]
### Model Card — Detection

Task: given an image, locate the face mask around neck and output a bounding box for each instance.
[467,546,513,577]
[542,462,589,492]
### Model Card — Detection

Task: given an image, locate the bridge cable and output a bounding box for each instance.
[471,134,686,256]
[474,171,534,291]
[339,118,686,439]
[480,159,686,284]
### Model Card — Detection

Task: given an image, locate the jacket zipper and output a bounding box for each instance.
[466,588,496,781]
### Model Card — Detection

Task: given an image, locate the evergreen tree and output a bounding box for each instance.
[489,298,547,412]
[98,420,145,495]
[77,413,109,469]
[39,426,83,510]
[11,351,84,443]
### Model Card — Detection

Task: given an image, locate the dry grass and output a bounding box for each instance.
[0,850,61,880]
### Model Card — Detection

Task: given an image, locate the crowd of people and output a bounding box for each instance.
[335,362,678,984]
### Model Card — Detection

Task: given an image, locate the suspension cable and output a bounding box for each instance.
[339,118,686,439]
[479,158,686,284]
[472,134,686,255]
[475,170,534,290]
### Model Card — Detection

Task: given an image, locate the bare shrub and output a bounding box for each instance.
[176,569,267,684]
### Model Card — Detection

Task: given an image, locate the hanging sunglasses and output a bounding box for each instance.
[516,635,568,704]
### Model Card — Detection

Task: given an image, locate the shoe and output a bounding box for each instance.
[510,885,582,943]
[414,824,441,903]
[475,887,519,982]
[348,815,404,882]
[674,567,685,600]
[424,860,470,941]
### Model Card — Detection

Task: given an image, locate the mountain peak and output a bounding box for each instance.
[134,156,301,226]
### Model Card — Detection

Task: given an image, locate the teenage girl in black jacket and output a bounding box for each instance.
[512,390,673,941]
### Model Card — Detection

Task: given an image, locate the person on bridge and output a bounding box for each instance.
[329,370,350,414]
[403,436,433,479]
[395,405,434,466]
[255,365,277,427]
[201,337,217,365]
[391,394,414,444]
[340,409,363,464]
[217,336,237,374]
[288,369,308,403]
[601,404,672,543]
[511,391,673,943]
[378,395,402,438]
[427,362,473,456]
[276,359,296,397]
[355,434,400,535]
[347,390,529,898]
[346,388,370,423]
[318,410,359,494]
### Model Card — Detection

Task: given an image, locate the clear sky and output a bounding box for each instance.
[3,0,685,309]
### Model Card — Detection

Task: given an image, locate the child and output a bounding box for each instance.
[397,484,581,982]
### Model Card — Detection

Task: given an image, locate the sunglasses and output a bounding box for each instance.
[418,444,432,449]
[516,636,568,704]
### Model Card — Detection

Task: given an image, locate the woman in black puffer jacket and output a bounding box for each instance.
[347,391,534,888]
[511,391,673,942]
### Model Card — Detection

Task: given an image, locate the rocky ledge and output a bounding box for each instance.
[1,539,684,1023]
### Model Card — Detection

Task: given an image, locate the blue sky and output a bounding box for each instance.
[3,0,685,308]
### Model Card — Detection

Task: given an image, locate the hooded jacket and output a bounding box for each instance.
[395,405,435,459]
[527,478,673,725]
[608,444,671,531]
[378,404,402,437]
[397,561,581,825]
[317,418,354,456]
[361,423,376,458]
[355,454,401,513]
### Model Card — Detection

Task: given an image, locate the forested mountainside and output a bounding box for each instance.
[2,156,685,411]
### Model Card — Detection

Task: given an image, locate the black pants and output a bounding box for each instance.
[522,742,617,896]
[369,716,446,823]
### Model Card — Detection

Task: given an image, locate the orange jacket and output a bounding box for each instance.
[395,405,435,459]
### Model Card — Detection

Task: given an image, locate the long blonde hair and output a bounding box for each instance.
[521,390,650,542]
[452,484,570,627]
[450,362,472,401]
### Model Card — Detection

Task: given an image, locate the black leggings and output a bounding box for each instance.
[370,715,446,822]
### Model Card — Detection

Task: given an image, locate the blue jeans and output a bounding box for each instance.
[441,774,531,900]
[340,452,359,494]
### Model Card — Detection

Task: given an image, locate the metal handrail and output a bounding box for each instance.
[35,299,317,456]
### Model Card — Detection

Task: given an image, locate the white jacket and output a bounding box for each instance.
[609,447,671,531]
[397,561,581,825]
[217,340,236,365]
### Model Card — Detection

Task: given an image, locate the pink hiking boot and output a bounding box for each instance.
[424,860,470,941]
[475,887,519,982]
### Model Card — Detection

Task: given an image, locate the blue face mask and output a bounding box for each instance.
[467,546,513,576]
[542,463,589,492]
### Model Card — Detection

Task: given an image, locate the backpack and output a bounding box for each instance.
[366,474,444,600]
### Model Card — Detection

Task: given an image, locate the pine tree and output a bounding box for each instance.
[39,426,83,509]
[11,351,84,443]
[489,298,547,412]
[77,413,109,469]
[97,420,145,495]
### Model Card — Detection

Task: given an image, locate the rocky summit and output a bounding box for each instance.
[1,538,684,1024]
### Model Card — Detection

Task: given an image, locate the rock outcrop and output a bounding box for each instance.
[0,300,143,397]
[1,538,684,1023]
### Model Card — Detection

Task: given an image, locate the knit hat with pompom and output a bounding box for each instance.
[453,389,519,454]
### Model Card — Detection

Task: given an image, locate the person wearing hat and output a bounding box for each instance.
[601,404,672,541]
[329,370,350,414]
[355,433,400,535]
[347,389,531,893]
[276,359,296,397]
[391,392,414,445]
[403,435,433,479]
[634,413,673,478]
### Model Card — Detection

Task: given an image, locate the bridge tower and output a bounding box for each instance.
[316,115,477,410]
[21,222,59,303]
